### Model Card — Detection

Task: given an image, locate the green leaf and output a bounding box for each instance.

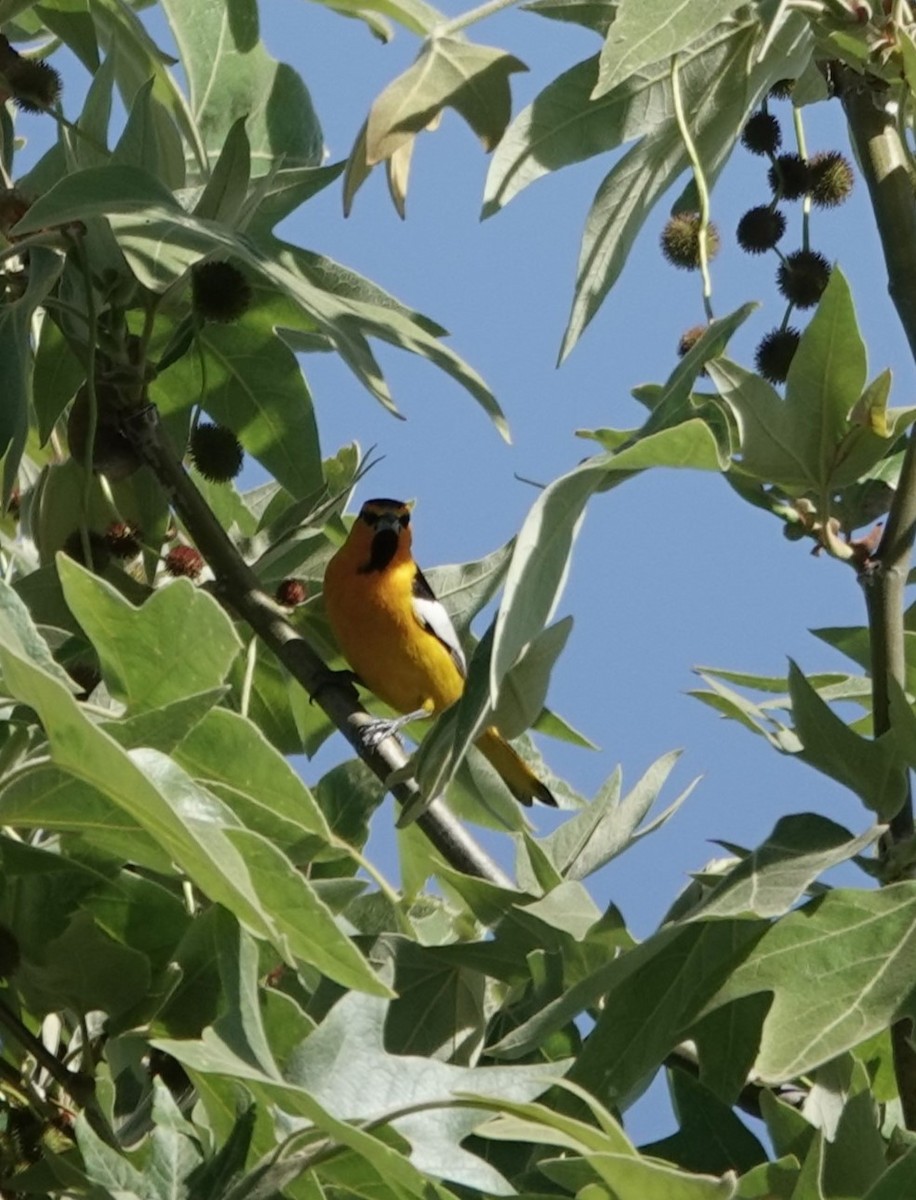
[423,538,514,637]
[734,1157,800,1200]
[35,2,101,72]
[694,813,880,919]
[560,16,809,357]
[365,36,527,164]
[0,559,76,687]
[822,1086,886,1198]
[313,0,444,36]
[74,46,116,165]
[641,1067,766,1175]
[33,315,85,447]
[82,869,191,974]
[783,267,866,476]
[543,1150,737,1199]
[483,52,657,217]
[491,421,719,696]
[159,320,324,500]
[542,750,689,880]
[374,935,488,1062]
[713,884,916,1080]
[161,0,323,176]
[494,616,573,738]
[0,764,173,872]
[0,622,385,995]
[57,559,242,714]
[16,166,505,433]
[593,0,748,99]
[862,1149,916,1200]
[523,0,617,36]
[75,1111,149,1195]
[145,1082,205,1200]
[13,164,182,232]
[174,706,334,843]
[103,690,226,753]
[691,993,771,1106]
[193,115,251,224]
[568,920,765,1107]
[88,0,207,171]
[156,1019,519,1200]
[0,248,65,496]
[113,75,186,191]
[282,990,566,1192]
[788,661,907,819]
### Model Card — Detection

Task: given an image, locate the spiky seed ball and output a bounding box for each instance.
[165,545,204,580]
[769,79,795,100]
[740,111,781,156]
[8,58,62,112]
[809,150,854,208]
[105,521,142,560]
[189,421,244,482]
[62,530,111,572]
[736,205,786,254]
[660,213,720,271]
[754,326,801,383]
[191,261,252,323]
[276,578,308,606]
[777,249,831,308]
[767,153,811,201]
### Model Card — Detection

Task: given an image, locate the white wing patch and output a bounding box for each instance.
[412,590,467,678]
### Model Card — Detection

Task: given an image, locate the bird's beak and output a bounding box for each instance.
[374,513,404,533]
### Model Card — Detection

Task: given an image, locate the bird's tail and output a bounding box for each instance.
[476,727,557,807]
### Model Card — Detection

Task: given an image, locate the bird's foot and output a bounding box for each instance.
[356,709,428,749]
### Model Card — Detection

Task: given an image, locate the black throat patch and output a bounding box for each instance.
[359,527,399,573]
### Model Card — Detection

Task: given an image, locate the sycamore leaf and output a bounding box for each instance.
[593,0,749,99]
[365,36,527,163]
[711,884,916,1080]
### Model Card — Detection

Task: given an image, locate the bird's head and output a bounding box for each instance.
[351,498,414,572]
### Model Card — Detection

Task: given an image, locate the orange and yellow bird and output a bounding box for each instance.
[323,498,556,807]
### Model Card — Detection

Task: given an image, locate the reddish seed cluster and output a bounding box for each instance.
[276,578,308,607]
[165,545,204,580]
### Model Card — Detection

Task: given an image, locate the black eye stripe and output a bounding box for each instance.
[363,511,380,527]
[399,513,409,527]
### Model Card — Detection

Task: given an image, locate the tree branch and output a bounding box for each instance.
[837,62,916,1127]
[126,405,513,888]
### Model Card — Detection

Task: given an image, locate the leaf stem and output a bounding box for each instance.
[437,0,521,37]
[792,104,811,253]
[670,56,714,322]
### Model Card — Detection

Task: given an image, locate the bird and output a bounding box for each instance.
[323,497,556,807]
